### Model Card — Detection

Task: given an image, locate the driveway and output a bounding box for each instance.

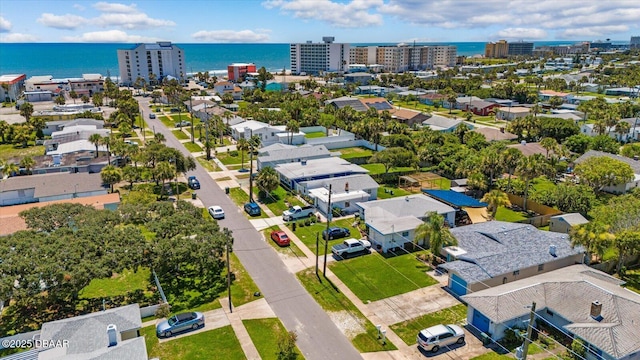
[365,286,461,325]
[137,97,362,360]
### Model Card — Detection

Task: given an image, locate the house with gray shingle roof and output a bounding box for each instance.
[573,150,640,193]
[438,221,584,297]
[462,264,640,360]
[257,144,331,170]
[421,115,468,133]
[324,96,369,112]
[0,172,107,206]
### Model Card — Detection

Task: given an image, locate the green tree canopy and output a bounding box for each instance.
[574,157,634,193]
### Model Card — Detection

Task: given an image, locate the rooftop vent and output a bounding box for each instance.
[301,159,307,165]
[405,196,409,201]
[549,245,557,257]
[107,324,118,347]
[590,300,603,321]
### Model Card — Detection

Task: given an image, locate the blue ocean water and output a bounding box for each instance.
[0,41,598,78]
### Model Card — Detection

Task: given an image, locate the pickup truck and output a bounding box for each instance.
[331,238,372,259]
[187,176,200,190]
[282,205,314,221]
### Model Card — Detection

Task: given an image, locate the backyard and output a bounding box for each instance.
[329,251,438,302]
[0,143,45,162]
[142,325,246,360]
[80,268,151,299]
[494,206,528,222]
[243,318,305,359]
[362,163,416,175]
[303,131,325,139]
[338,146,374,160]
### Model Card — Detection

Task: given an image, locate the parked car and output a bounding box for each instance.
[149,113,156,119]
[156,312,204,338]
[188,176,200,190]
[175,120,191,127]
[270,230,290,246]
[417,324,465,353]
[208,205,225,219]
[282,205,314,221]
[322,227,351,240]
[331,238,371,259]
[244,202,261,216]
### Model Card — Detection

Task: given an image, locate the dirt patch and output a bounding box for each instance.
[327,310,366,339]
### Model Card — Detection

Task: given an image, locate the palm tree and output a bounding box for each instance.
[100,136,112,164]
[237,138,250,170]
[153,132,166,144]
[255,166,279,198]
[285,120,299,145]
[19,102,34,123]
[414,212,457,256]
[613,230,640,275]
[3,162,19,177]
[0,120,9,143]
[516,154,547,211]
[570,223,614,263]
[539,137,558,159]
[501,148,522,192]
[481,190,511,219]
[19,156,36,175]
[69,90,78,104]
[615,121,631,142]
[100,165,123,193]
[89,133,102,158]
[154,161,176,198]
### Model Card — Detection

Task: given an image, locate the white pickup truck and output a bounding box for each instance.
[331,238,371,259]
[282,205,314,221]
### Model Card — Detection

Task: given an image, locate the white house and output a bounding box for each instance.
[229,120,303,146]
[44,124,110,156]
[301,174,379,215]
[580,117,640,143]
[274,157,369,190]
[421,115,466,133]
[356,194,455,253]
[257,144,331,170]
[573,150,640,193]
[495,106,530,121]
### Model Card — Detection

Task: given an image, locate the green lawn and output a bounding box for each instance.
[243,318,304,360]
[257,185,305,216]
[304,131,325,139]
[228,187,250,207]
[393,100,434,112]
[291,218,361,256]
[622,269,640,294]
[362,163,415,175]
[142,325,246,360]
[329,251,437,302]
[229,252,261,307]
[158,115,175,128]
[495,206,528,222]
[390,304,467,345]
[80,268,151,299]
[217,150,250,165]
[297,268,397,352]
[531,176,556,194]
[470,352,513,360]
[337,146,374,159]
[263,226,306,257]
[376,186,413,199]
[0,144,45,161]
[184,142,202,153]
[197,156,218,172]
[172,129,189,140]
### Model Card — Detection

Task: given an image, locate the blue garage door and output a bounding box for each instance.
[472,309,491,333]
[450,274,467,296]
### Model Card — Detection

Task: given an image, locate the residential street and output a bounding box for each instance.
[137,97,363,360]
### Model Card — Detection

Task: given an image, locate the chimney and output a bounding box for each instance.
[590,300,602,319]
[107,324,118,347]
[344,182,349,193]
[301,159,307,165]
[549,245,557,257]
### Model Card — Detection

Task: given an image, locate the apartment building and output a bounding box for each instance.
[290,37,349,75]
[507,41,534,56]
[348,44,456,72]
[349,46,378,66]
[0,74,26,102]
[485,40,509,58]
[227,63,256,82]
[117,41,185,86]
[631,36,640,50]
[431,45,457,67]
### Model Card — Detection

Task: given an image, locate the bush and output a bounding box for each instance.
[229,150,239,157]
[155,303,171,318]
[304,219,311,226]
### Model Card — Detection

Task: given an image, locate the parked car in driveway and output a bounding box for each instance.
[270,230,290,246]
[156,312,204,338]
[322,227,351,240]
[175,120,191,127]
[208,205,225,219]
[417,324,465,353]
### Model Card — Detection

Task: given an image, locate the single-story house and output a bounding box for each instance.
[419,93,446,105]
[442,96,482,110]
[463,100,500,116]
[580,118,640,143]
[538,112,583,123]
[549,213,589,234]
[300,174,378,215]
[388,108,430,128]
[422,115,469,133]
[462,264,640,360]
[324,96,369,112]
[507,141,549,157]
[230,119,297,146]
[360,97,394,111]
[495,106,530,121]
[43,118,104,136]
[438,221,585,297]
[356,194,456,253]
[355,85,388,96]
[538,89,570,102]
[0,172,107,206]
[274,157,369,189]
[573,150,640,193]
[35,304,148,360]
[44,124,110,156]
[604,87,639,97]
[345,72,375,85]
[257,144,331,170]
[472,127,518,142]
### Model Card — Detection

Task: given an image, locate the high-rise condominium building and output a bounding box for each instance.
[117,42,185,86]
[507,41,534,56]
[631,36,640,49]
[485,40,509,58]
[290,37,350,75]
[348,44,456,72]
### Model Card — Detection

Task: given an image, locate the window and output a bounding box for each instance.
[345,202,350,207]
[538,264,544,271]
[402,231,409,237]
[513,270,520,276]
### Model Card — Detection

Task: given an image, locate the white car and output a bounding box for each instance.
[417,324,465,353]
[208,205,225,219]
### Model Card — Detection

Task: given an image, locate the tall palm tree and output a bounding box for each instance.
[237,138,250,170]
[285,120,299,145]
[153,132,166,144]
[414,212,457,256]
[615,121,631,142]
[19,156,35,175]
[516,154,547,211]
[100,136,112,164]
[100,165,122,193]
[481,190,511,219]
[154,161,176,198]
[3,162,19,177]
[501,148,523,192]
[539,137,558,159]
[255,166,279,198]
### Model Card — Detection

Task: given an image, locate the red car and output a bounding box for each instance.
[270,230,290,246]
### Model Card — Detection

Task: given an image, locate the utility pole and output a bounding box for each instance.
[189,97,194,143]
[204,102,210,159]
[226,230,232,313]
[315,232,320,278]
[322,184,332,276]
[140,109,145,144]
[520,301,536,360]
[249,130,254,202]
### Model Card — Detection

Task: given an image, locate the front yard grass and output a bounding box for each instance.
[228,187,249,206]
[291,217,361,256]
[243,318,304,360]
[256,185,305,216]
[229,252,261,307]
[262,226,305,257]
[142,325,246,360]
[217,150,250,165]
[338,146,374,159]
[0,144,45,162]
[329,251,437,302]
[622,268,640,294]
[183,142,202,153]
[470,352,513,360]
[197,156,218,172]
[158,115,175,128]
[297,268,397,352]
[390,304,467,345]
[80,268,151,299]
[172,129,189,140]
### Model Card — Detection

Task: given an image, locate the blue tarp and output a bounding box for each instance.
[422,189,488,208]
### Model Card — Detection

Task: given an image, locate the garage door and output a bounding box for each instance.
[472,309,491,333]
[450,273,467,296]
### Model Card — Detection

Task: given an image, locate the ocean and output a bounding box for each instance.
[0,41,604,79]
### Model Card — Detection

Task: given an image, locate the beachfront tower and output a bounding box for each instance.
[117,42,185,86]
[290,37,350,75]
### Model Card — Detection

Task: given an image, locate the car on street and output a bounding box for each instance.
[208,205,225,219]
[149,113,156,119]
[244,202,261,216]
[322,227,351,240]
[156,312,204,338]
[417,324,465,353]
[270,230,290,246]
[175,120,191,127]
[188,176,201,190]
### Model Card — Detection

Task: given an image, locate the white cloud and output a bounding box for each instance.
[93,2,138,13]
[496,28,548,40]
[95,13,175,29]
[0,15,11,32]
[73,4,86,11]
[191,29,270,43]
[37,13,88,30]
[61,29,160,43]
[0,32,38,42]
[263,0,383,28]
[558,26,630,40]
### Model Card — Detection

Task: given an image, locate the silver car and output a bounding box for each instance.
[417,324,465,352]
[208,205,225,219]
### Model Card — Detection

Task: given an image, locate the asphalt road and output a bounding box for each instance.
[137,98,363,360]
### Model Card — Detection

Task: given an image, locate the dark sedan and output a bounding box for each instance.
[322,227,351,240]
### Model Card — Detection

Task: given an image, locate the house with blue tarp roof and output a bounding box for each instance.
[422,189,488,208]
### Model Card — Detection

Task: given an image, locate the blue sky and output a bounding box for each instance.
[1,0,639,43]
